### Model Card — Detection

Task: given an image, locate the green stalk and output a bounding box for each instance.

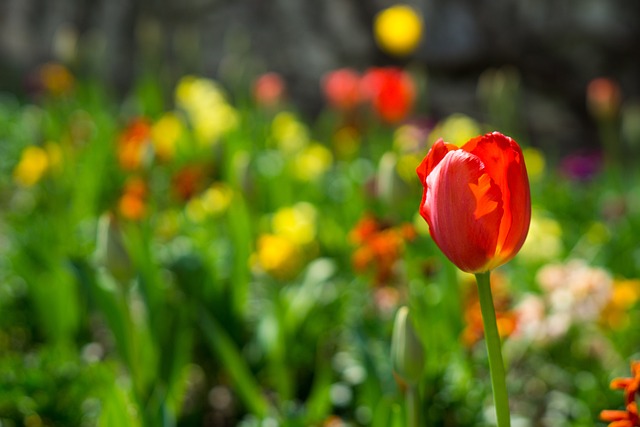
[475,271,510,427]
[406,385,421,427]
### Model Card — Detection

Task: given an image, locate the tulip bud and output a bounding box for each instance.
[391,306,425,387]
[95,212,134,284]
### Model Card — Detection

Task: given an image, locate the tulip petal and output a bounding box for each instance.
[463,132,530,268]
[421,150,503,272]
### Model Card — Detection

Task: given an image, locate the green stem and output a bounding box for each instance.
[406,385,421,427]
[475,271,511,427]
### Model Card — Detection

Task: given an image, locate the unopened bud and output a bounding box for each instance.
[95,212,133,284]
[391,306,425,387]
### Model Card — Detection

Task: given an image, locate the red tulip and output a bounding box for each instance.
[360,67,415,123]
[253,72,286,108]
[321,68,361,112]
[416,132,531,273]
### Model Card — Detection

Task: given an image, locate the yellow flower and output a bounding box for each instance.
[185,183,234,222]
[271,112,309,154]
[272,202,317,246]
[374,5,423,57]
[200,183,233,216]
[13,146,50,187]
[519,210,562,263]
[427,113,482,147]
[151,112,184,161]
[175,75,238,146]
[396,153,423,183]
[292,143,333,181]
[601,279,640,329]
[255,234,302,281]
[523,147,545,182]
[44,141,63,173]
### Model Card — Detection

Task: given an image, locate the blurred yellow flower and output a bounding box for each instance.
[332,126,361,160]
[272,202,317,246]
[175,75,238,147]
[13,146,50,187]
[519,210,562,263]
[601,279,640,329]
[271,112,309,154]
[185,183,233,222]
[427,113,481,147]
[200,183,233,216]
[44,141,63,173]
[396,153,422,183]
[523,147,546,182]
[374,5,423,57]
[255,234,302,281]
[292,143,333,181]
[152,112,184,161]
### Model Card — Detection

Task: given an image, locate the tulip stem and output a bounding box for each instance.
[475,271,511,427]
[406,385,421,427]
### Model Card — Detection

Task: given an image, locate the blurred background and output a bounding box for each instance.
[2,1,640,427]
[2,0,640,152]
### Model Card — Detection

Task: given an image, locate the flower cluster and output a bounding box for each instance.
[322,67,416,124]
[514,259,613,343]
[350,214,416,286]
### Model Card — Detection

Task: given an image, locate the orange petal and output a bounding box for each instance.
[600,410,630,422]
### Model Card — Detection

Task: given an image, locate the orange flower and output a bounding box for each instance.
[39,62,74,96]
[350,214,416,285]
[461,272,517,347]
[416,132,531,273]
[118,177,147,220]
[172,164,208,201]
[360,67,415,123]
[601,362,640,427]
[322,68,362,112]
[117,118,152,171]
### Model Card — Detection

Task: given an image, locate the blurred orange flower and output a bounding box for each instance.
[172,164,208,201]
[350,214,416,285]
[39,62,74,96]
[587,77,622,121]
[117,118,152,171]
[461,272,517,347]
[360,67,415,123]
[118,177,148,220]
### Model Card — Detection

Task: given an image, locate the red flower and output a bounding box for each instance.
[322,68,362,112]
[416,132,531,273]
[253,72,286,109]
[360,67,415,123]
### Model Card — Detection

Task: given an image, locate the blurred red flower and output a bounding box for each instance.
[253,72,286,109]
[360,67,415,124]
[322,68,362,112]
